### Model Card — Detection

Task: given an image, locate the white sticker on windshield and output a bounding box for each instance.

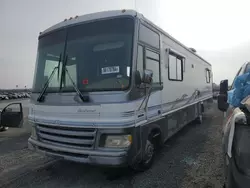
[101,66,120,74]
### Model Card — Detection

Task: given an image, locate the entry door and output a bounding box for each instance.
[1,103,23,127]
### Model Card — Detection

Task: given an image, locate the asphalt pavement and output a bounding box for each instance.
[0,101,225,188]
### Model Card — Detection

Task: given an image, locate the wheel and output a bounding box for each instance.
[131,138,156,172]
[194,114,203,124]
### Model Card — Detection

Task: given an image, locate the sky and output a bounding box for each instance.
[1,0,250,89]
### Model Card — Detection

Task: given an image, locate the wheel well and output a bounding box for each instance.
[149,128,162,148]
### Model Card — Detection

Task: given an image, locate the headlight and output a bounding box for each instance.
[104,135,132,148]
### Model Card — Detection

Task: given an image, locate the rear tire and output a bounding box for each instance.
[194,114,203,124]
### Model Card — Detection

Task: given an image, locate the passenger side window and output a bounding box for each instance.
[168,52,184,81]
[145,49,160,84]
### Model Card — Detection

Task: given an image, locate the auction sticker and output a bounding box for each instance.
[101,66,119,74]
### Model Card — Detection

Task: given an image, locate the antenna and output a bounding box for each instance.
[134,0,137,11]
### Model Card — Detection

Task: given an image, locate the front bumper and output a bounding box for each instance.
[28,138,128,166]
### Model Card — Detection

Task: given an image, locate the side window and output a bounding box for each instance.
[244,63,250,73]
[168,52,184,81]
[137,45,144,79]
[205,69,211,83]
[139,24,160,49]
[231,67,242,89]
[145,49,160,84]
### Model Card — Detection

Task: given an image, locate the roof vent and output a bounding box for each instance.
[189,48,197,53]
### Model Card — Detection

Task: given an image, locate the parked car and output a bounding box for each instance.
[218,61,250,188]
[0,103,24,132]
[1,95,9,100]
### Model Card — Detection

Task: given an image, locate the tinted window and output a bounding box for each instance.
[139,24,160,49]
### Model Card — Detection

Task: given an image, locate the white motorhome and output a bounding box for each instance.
[25,9,213,170]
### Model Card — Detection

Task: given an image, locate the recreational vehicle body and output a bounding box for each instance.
[27,10,213,170]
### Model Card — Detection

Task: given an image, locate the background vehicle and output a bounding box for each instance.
[218,61,250,188]
[27,9,213,171]
[0,103,23,131]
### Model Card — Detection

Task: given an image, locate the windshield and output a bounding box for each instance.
[32,17,134,92]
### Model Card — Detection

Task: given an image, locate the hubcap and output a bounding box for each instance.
[144,141,154,163]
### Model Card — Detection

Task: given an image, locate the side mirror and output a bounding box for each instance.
[219,79,228,94]
[135,70,142,86]
[142,69,153,84]
[217,94,229,112]
[217,79,229,112]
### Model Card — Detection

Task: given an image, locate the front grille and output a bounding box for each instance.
[37,124,97,149]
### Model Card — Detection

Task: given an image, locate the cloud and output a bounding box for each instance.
[1,0,250,88]
[198,42,250,84]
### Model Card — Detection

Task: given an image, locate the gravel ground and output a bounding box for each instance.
[0,102,224,188]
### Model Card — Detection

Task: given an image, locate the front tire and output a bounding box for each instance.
[131,138,156,172]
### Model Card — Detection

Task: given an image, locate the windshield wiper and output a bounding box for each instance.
[37,66,59,102]
[62,55,87,102]
[37,53,62,102]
